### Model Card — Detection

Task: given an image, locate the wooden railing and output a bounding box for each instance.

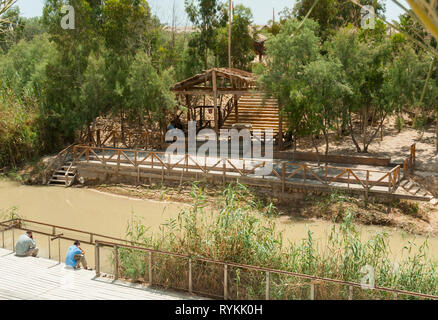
[72,145,403,195]
[403,144,416,178]
[1,218,436,300]
[42,144,76,185]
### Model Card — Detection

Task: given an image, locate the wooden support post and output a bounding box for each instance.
[114,245,119,280]
[117,151,121,173]
[265,271,270,300]
[58,238,61,263]
[224,264,228,300]
[348,170,351,189]
[234,95,239,123]
[310,283,315,300]
[149,251,153,285]
[281,163,285,193]
[278,111,283,150]
[188,258,193,294]
[365,170,369,206]
[394,292,398,300]
[95,243,100,277]
[212,70,219,135]
[388,173,392,193]
[1,229,4,249]
[303,166,306,183]
[48,236,51,259]
[348,285,353,300]
[12,230,14,252]
[223,160,226,185]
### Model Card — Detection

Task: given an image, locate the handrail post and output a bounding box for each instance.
[12,229,15,252]
[281,163,285,193]
[224,264,228,300]
[188,258,193,294]
[58,238,61,263]
[148,251,153,285]
[310,283,315,300]
[223,159,226,185]
[348,285,353,300]
[95,242,100,277]
[114,245,119,280]
[1,229,4,248]
[265,271,270,300]
[48,235,51,259]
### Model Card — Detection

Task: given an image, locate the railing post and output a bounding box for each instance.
[388,172,392,193]
[114,245,119,280]
[365,170,369,205]
[281,163,285,193]
[148,251,153,285]
[12,229,15,252]
[223,160,226,185]
[48,235,51,259]
[1,229,4,249]
[310,283,315,300]
[224,264,228,300]
[90,234,94,244]
[394,292,398,300]
[348,285,353,300]
[188,258,193,294]
[58,238,61,263]
[265,271,270,300]
[95,242,100,277]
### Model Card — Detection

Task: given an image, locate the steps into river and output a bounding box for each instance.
[400,178,438,206]
[222,93,287,134]
[48,162,77,187]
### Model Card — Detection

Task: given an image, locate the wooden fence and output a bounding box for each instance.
[1,218,436,300]
[73,145,403,196]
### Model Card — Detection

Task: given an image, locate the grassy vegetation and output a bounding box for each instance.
[117,182,438,300]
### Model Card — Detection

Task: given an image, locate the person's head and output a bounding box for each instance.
[74,240,80,247]
[26,230,32,238]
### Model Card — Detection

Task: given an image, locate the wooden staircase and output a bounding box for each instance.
[221,93,287,134]
[48,161,77,187]
[400,178,438,205]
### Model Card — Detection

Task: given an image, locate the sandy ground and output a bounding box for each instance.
[291,116,438,172]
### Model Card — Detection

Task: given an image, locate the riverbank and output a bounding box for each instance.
[91,182,438,236]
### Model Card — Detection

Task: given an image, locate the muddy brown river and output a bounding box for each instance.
[1,180,437,272]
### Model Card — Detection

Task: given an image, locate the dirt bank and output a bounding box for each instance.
[89,182,438,236]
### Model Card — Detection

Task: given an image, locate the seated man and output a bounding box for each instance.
[65,240,89,270]
[15,230,39,257]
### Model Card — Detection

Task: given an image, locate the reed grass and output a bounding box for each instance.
[118,182,438,300]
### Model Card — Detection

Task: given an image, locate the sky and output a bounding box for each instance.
[16,0,409,26]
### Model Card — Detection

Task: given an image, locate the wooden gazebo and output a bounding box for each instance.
[171,68,257,133]
[171,68,286,145]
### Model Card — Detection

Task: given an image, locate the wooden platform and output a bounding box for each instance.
[0,248,201,300]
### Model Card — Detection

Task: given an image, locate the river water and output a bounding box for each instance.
[1,180,437,270]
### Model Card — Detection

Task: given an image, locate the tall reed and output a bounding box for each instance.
[118,182,438,299]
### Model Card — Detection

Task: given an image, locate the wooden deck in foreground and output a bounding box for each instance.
[0,248,201,300]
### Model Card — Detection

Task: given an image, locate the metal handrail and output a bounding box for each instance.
[1,218,436,300]
[95,239,438,301]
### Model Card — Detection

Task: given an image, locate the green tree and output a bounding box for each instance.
[255,18,320,149]
[215,4,255,70]
[185,0,224,69]
[302,57,352,158]
[127,52,176,145]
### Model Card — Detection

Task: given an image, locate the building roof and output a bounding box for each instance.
[172,68,257,93]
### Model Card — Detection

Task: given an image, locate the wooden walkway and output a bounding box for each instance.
[0,248,201,300]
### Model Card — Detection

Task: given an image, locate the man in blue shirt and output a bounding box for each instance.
[65,240,89,270]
